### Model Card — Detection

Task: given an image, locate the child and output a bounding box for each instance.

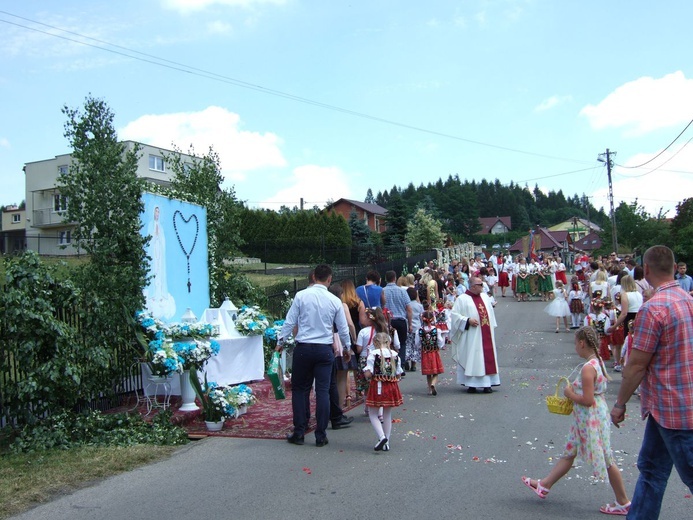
[568,281,585,329]
[521,326,631,515]
[355,308,400,418]
[416,311,445,396]
[364,332,403,451]
[584,298,611,361]
[486,266,498,299]
[405,287,424,372]
[544,280,571,333]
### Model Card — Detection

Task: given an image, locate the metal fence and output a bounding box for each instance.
[0,233,86,257]
[0,306,142,428]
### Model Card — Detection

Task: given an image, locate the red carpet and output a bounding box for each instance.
[117,378,364,440]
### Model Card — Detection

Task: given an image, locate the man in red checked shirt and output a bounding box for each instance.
[610,245,693,520]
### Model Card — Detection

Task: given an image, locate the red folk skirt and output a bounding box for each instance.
[366,379,403,408]
[421,349,445,375]
[498,271,509,287]
[610,325,625,347]
[555,271,568,285]
[599,335,611,361]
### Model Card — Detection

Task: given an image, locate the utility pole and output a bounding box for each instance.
[598,149,618,254]
[300,197,304,211]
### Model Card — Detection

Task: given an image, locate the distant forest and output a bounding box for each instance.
[369,175,611,243]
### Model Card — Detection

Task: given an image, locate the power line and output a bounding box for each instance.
[0,11,594,166]
[615,118,693,169]
[614,136,693,178]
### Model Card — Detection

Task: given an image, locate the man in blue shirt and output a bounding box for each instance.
[278,264,351,447]
[675,262,693,295]
[383,270,413,372]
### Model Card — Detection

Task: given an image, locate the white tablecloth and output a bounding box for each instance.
[204,335,265,387]
[141,335,265,395]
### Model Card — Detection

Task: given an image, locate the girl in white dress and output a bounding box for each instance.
[544,280,571,333]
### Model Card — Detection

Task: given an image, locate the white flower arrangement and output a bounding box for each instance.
[236,305,270,336]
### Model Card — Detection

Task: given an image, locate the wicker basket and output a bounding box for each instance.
[546,377,574,415]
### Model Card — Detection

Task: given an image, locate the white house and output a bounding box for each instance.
[24,141,196,256]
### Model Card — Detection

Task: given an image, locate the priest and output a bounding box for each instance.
[449,275,500,393]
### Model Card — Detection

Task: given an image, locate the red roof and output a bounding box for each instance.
[478,216,512,234]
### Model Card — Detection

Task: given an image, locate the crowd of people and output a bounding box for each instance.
[275,246,692,519]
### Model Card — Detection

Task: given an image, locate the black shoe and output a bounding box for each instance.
[467,387,477,394]
[483,387,493,394]
[404,361,411,371]
[374,437,388,451]
[431,385,437,396]
[287,433,305,445]
[316,438,329,447]
[331,415,354,430]
[400,371,406,378]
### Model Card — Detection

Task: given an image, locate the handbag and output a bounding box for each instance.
[266,351,285,400]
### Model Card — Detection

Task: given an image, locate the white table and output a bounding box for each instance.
[141,332,265,395]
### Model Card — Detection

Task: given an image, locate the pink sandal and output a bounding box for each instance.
[599,502,630,516]
[521,476,549,499]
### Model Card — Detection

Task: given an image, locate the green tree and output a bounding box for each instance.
[599,201,671,255]
[670,198,693,262]
[348,209,374,264]
[364,188,375,204]
[59,94,148,401]
[383,192,408,246]
[406,208,445,251]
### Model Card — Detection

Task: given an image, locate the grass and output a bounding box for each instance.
[0,445,179,519]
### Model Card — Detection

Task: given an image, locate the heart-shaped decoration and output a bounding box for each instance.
[173,210,199,258]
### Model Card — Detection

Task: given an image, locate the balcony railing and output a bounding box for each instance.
[32,208,68,227]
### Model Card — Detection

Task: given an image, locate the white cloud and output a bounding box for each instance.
[590,145,693,218]
[258,165,352,209]
[580,71,693,136]
[161,0,286,13]
[119,106,286,182]
[535,95,572,112]
[207,20,233,34]
[0,137,10,149]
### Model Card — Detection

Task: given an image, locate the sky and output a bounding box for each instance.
[1,0,693,220]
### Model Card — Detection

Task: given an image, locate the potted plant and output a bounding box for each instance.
[190,371,237,431]
[227,384,256,415]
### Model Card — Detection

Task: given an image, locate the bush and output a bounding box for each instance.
[3,410,188,454]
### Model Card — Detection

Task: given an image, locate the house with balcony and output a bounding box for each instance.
[324,198,388,233]
[1,205,26,254]
[24,141,196,256]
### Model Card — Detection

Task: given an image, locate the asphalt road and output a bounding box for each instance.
[12,296,690,520]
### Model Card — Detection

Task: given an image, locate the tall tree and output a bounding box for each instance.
[59,95,148,394]
[383,192,408,246]
[364,188,375,204]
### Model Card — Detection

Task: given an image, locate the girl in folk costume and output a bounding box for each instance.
[554,256,568,286]
[364,332,404,451]
[568,280,585,329]
[516,256,531,302]
[355,307,400,416]
[584,296,611,361]
[544,280,571,333]
[497,252,510,297]
[538,257,555,302]
[522,326,631,516]
[417,311,445,396]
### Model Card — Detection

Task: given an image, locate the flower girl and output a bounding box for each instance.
[364,332,403,451]
[544,280,571,333]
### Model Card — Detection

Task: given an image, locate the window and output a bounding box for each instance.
[12,213,20,223]
[57,165,68,175]
[149,155,165,172]
[59,230,71,245]
[54,194,68,213]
